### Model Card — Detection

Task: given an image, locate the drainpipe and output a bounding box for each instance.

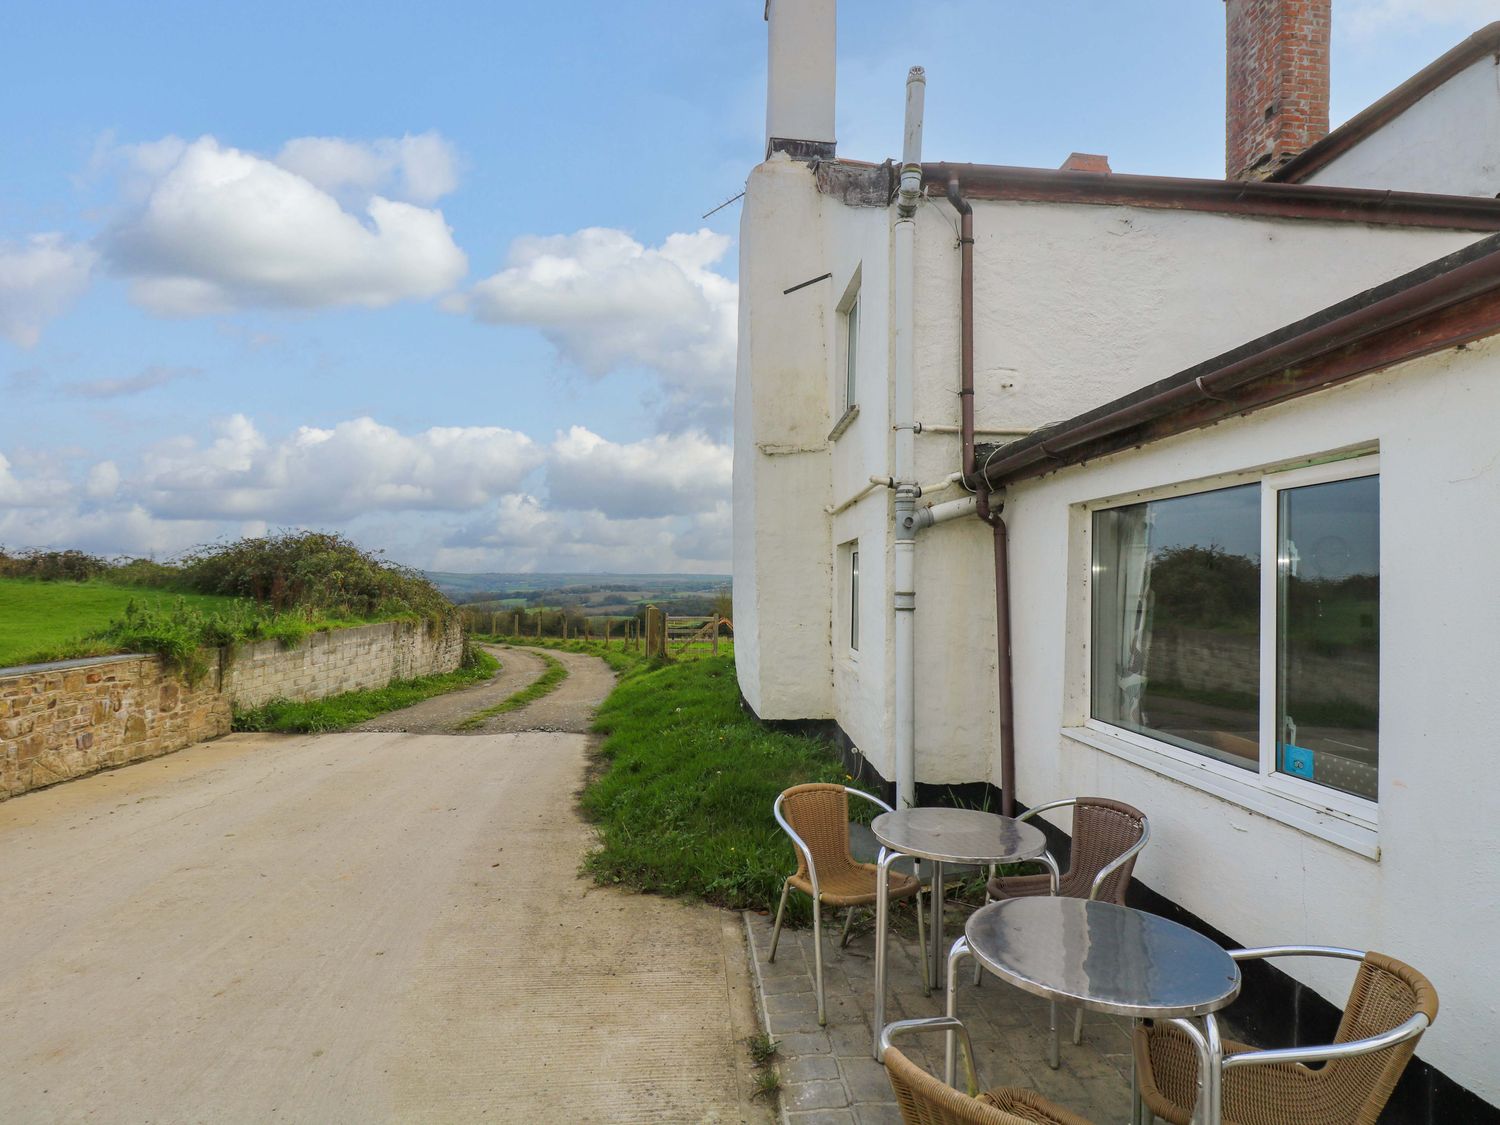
[892,66,925,809]
[946,172,1018,818]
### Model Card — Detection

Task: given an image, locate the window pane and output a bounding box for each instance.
[1092,485,1260,768]
[845,295,859,409]
[850,549,859,651]
[1276,476,1378,800]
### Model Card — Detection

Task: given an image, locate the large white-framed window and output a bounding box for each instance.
[1086,455,1379,830]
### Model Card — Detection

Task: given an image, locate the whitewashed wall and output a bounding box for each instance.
[873,197,1484,783]
[733,154,835,721]
[999,335,1500,1104]
[1304,57,1500,197]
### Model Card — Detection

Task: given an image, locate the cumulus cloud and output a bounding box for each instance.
[546,426,731,518]
[137,414,542,522]
[0,411,731,573]
[103,136,467,315]
[1344,0,1498,32]
[69,364,200,399]
[275,132,459,205]
[0,235,96,347]
[462,227,737,425]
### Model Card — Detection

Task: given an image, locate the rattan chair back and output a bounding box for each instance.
[778,783,866,892]
[884,1047,1075,1125]
[1135,952,1437,1125]
[1315,952,1439,1123]
[1064,798,1146,903]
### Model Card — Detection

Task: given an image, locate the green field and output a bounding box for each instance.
[0,579,240,668]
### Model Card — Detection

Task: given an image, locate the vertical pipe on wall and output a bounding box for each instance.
[892,66,926,810]
[946,172,1017,816]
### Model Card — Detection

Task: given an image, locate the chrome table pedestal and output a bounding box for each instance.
[870,807,1057,1059]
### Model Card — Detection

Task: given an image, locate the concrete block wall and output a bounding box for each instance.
[225,619,464,709]
[1,618,464,803]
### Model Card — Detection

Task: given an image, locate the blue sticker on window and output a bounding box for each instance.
[1281,743,1316,779]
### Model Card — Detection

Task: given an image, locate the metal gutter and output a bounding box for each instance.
[921,161,1500,230]
[975,231,1500,489]
[1271,22,1500,185]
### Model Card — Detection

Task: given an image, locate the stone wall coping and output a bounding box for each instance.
[0,652,152,678]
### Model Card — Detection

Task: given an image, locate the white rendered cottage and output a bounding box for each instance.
[733,2,1500,1118]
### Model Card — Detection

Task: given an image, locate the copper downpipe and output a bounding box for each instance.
[947,173,1017,817]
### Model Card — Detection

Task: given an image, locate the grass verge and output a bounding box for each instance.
[452,651,568,730]
[233,649,500,733]
[579,655,846,919]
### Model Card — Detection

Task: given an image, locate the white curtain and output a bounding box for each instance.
[1094,507,1154,727]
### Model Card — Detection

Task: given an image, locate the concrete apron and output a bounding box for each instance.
[0,728,769,1124]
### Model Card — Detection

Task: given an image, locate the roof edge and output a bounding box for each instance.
[922,161,1500,231]
[1271,21,1500,185]
[978,232,1500,488]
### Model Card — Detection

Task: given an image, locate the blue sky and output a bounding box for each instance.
[0,0,1491,572]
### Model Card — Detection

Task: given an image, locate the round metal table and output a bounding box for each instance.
[870,807,1057,1059]
[949,897,1242,1123]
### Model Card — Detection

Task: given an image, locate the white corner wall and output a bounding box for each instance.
[1306,57,1500,197]
[733,154,836,721]
[1000,335,1500,1104]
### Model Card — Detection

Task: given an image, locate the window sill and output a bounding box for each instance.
[1060,725,1381,860]
[828,404,859,442]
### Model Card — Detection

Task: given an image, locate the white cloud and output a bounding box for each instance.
[103,136,467,315]
[69,364,200,399]
[0,412,731,573]
[275,132,459,205]
[0,235,96,347]
[0,451,70,507]
[547,426,731,518]
[1343,0,1498,33]
[463,227,737,425]
[138,414,542,522]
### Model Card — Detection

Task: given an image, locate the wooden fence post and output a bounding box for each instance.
[536,614,542,639]
[604,619,612,649]
[513,614,520,637]
[711,613,720,655]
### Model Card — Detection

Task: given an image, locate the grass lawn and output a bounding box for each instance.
[580,655,848,920]
[0,579,239,668]
[232,649,501,733]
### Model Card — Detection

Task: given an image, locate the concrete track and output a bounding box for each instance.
[0,652,767,1124]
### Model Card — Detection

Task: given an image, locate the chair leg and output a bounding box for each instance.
[768,880,790,961]
[915,884,929,994]
[1072,1004,1085,1045]
[812,896,827,1026]
[1047,1000,1060,1069]
[839,905,857,948]
[973,887,992,987]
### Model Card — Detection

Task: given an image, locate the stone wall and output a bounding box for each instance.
[1,654,231,800]
[1,618,464,802]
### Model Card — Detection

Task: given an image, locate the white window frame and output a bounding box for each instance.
[1077,453,1380,843]
[843,290,860,411]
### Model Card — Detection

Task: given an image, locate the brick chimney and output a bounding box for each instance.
[1225,0,1331,180]
[765,0,836,161]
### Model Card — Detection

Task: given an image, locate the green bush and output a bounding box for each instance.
[0,548,112,582]
[178,531,453,624]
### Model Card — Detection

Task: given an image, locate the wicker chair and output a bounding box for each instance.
[774,786,924,1026]
[769,783,923,1025]
[1133,947,1438,1125]
[881,1017,1098,1125]
[980,797,1149,1057]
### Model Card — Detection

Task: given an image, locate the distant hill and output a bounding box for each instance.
[425,572,730,610]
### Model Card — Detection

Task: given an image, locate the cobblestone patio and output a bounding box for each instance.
[743,903,1139,1124]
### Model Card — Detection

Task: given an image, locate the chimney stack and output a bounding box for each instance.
[1225,0,1331,180]
[765,0,836,161]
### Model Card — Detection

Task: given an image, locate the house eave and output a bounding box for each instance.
[976,232,1500,488]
